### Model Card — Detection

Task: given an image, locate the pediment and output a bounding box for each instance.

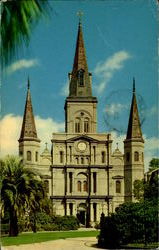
[66,134,99,143]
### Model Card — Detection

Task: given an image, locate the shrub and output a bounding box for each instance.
[1,224,9,235]
[51,215,79,231]
[98,200,158,248]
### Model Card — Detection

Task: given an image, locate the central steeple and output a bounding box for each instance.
[69,22,92,97]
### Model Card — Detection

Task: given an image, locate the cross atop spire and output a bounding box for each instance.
[133,77,135,93]
[28,76,30,89]
[77,10,84,24]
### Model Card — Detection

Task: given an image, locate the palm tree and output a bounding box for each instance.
[1,0,51,67]
[0,155,47,236]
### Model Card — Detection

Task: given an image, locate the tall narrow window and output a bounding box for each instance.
[93,172,97,193]
[116,180,121,193]
[78,69,84,86]
[75,118,81,133]
[77,181,81,192]
[60,151,64,163]
[27,151,31,161]
[142,152,144,162]
[76,157,79,164]
[69,146,72,163]
[134,151,139,161]
[35,152,38,162]
[81,157,84,164]
[93,146,96,163]
[126,152,130,162]
[93,203,97,222]
[83,181,88,192]
[69,203,73,216]
[69,172,72,193]
[84,118,89,133]
[101,151,106,163]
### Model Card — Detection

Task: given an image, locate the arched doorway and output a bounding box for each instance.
[77,203,87,226]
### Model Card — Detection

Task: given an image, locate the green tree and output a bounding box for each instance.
[1,0,50,67]
[98,201,158,248]
[149,158,159,172]
[133,179,144,201]
[0,155,47,236]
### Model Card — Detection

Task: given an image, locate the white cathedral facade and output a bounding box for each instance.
[18,22,144,227]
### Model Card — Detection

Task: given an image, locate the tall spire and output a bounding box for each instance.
[19,79,40,142]
[126,79,143,141]
[69,21,92,97]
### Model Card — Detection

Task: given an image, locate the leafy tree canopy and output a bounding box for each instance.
[149,158,159,172]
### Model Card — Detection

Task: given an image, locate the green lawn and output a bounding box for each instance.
[1,230,99,246]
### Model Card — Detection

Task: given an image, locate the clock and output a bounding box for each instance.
[78,142,87,151]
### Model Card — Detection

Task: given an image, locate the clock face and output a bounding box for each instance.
[78,142,87,151]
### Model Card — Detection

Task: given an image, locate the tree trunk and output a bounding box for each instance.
[9,208,19,237]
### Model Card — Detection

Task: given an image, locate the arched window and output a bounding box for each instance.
[78,69,84,86]
[35,152,38,162]
[134,151,139,161]
[84,118,89,133]
[126,152,130,162]
[76,157,79,164]
[101,151,106,163]
[77,181,81,192]
[116,180,121,193]
[27,151,31,161]
[81,157,84,164]
[75,118,81,133]
[83,181,88,192]
[44,180,49,193]
[60,151,64,163]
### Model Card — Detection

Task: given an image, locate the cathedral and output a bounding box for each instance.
[18,22,144,227]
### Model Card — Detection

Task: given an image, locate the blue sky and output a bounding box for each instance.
[1,0,158,169]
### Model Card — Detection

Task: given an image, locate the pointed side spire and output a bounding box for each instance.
[126,79,143,141]
[19,79,40,142]
[69,21,92,97]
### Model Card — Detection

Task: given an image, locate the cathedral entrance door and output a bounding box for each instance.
[77,203,87,226]
[78,211,86,225]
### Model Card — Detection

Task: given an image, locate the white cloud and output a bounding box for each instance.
[6,59,39,74]
[147,105,158,116]
[60,80,69,96]
[105,103,127,116]
[0,114,64,157]
[94,51,132,94]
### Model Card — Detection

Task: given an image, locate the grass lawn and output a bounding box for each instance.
[1,230,99,246]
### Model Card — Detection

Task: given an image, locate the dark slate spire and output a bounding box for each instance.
[69,22,92,97]
[126,78,143,141]
[19,78,40,142]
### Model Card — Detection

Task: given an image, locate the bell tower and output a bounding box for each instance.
[65,21,97,134]
[18,78,40,166]
[124,79,144,201]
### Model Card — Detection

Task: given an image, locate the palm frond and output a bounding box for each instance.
[1,0,51,67]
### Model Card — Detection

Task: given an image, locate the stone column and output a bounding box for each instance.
[90,202,94,223]
[66,202,70,216]
[96,203,100,222]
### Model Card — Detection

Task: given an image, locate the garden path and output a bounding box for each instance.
[2,237,98,250]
